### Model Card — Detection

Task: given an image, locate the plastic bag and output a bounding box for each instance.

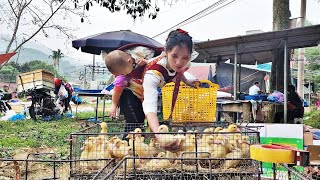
[58,84,68,100]
[267,91,284,102]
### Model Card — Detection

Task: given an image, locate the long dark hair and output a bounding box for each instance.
[165,29,193,55]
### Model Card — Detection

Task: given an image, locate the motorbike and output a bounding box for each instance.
[18,75,60,121]
[0,92,12,114]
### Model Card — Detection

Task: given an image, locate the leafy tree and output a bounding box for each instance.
[73,0,160,21]
[0,64,19,82]
[24,60,58,74]
[0,60,60,83]
[305,47,320,91]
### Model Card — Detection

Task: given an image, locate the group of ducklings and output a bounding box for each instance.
[80,123,251,170]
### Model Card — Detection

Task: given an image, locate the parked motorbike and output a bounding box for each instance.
[18,75,60,121]
[0,92,12,114]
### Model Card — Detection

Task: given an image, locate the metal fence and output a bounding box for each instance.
[0,153,114,180]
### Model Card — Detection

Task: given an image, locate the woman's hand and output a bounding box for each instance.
[155,134,182,152]
[109,103,117,118]
[160,139,182,152]
[136,58,148,66]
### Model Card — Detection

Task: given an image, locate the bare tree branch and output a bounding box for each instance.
[7,0,18,18]
[12,0,67,53]
[26,6,45,25]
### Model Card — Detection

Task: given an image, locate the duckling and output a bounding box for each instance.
[123,146,141,169]
[112,139,129,159]
[98,122,108,142]
[211,136,227,164]
[144,152,172,169]
[238,135,250,158]
[222,148,242,169]
[80,141,97,169]
[214,127,223,132]
[107,136,121,157]
[220,124,239,133]
[157,125,186,149]
[180,132,196,152]
[135,137,160,158]
[197,135,215,158]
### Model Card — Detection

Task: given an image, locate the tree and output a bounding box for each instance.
[304,47,320,92]
[49,49,64,71]
[271,0,291,92]
[0,60,60,82]
[0,64,19,82]
[0,0,84,68]
[0,0,165,70]
[73,0,160,20]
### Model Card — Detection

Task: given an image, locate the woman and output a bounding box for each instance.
[142,29,199,136]
[287,85,304,124]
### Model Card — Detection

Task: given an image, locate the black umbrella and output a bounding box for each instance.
[72,30,164,55]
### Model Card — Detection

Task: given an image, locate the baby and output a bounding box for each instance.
[104,49,152,76]
[103,46,156,134]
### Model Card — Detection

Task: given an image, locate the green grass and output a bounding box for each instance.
[0,117,80,159]
[75,111,107,120]
[304,108,320,128]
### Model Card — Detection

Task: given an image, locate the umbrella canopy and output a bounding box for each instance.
[72,30,164,55]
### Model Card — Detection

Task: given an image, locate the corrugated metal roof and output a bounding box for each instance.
[194,25,320,65]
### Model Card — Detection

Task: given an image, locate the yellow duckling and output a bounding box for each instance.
[112,139,130,159]
[220,124,239,132]
[157,125,186,149]
[144,152,172,169]
[98,122,108,142]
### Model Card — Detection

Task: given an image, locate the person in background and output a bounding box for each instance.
[54,78,73,113]
[249,81,261,95]
[287,84,304,124]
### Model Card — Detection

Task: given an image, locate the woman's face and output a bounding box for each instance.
[166,44,191,73]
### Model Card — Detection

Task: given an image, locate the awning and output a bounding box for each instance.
[0,52,16,66]
[194,25,320,65]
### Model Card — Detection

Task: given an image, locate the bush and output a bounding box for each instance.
[304,110,320,129]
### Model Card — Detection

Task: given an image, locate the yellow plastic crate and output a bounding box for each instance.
[162,80,219,123]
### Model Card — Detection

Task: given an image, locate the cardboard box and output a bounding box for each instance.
[304,132,314,146]
[307,145,320,165]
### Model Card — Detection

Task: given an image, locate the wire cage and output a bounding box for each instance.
[259,163,314,180]
[0,153,114,180]
[100,156,261,180]
[69,122,261,179]
[69,122,146,176]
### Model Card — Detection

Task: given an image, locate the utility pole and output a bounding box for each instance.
[297,0,306,97]
[84,66,87,89]
[92,55,95,81]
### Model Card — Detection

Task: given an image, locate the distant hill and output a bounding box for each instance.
[0,35,110,81]
[0,38,89,81]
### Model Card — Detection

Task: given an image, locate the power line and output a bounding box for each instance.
[158,0,210,15]
[152,0,236,38]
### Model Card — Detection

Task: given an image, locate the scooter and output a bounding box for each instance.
[18,75,60,121]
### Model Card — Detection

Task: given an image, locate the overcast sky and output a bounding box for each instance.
[25,0,320,64]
